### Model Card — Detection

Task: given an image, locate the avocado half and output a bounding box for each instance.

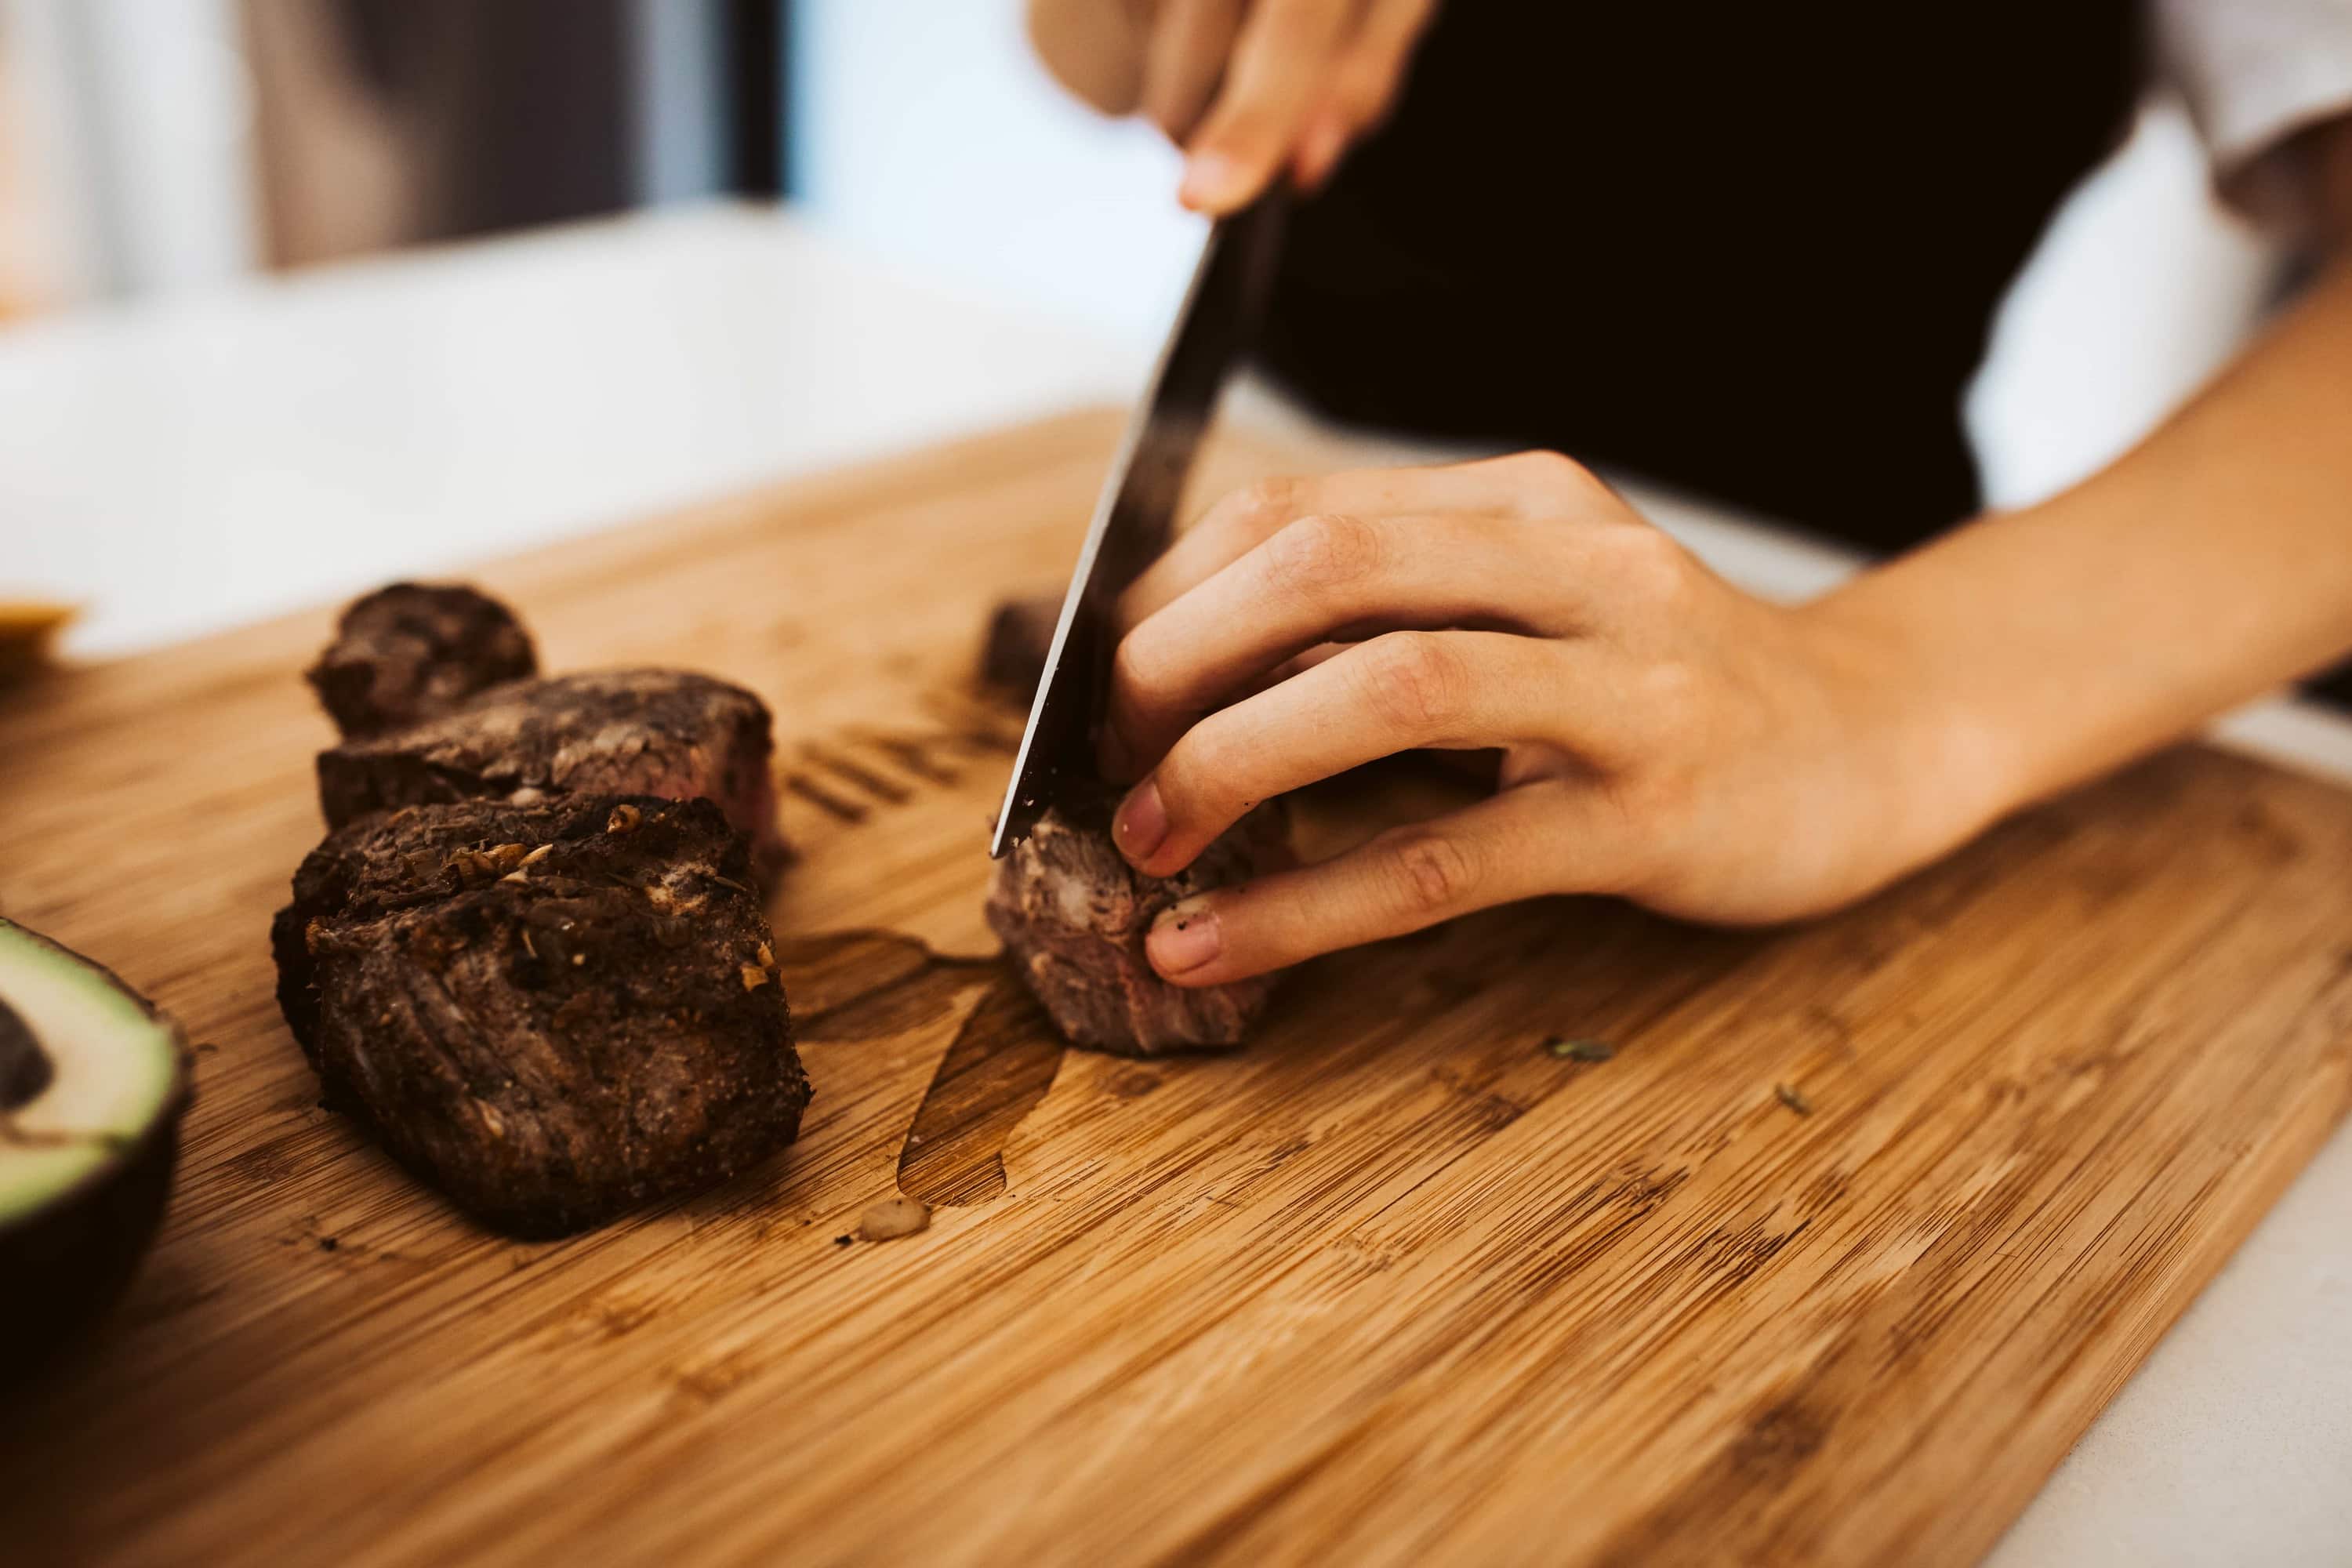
[0,918,192,1382]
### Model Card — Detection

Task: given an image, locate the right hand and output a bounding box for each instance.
[1025,0,1441,213]
[1094,455,2009,984]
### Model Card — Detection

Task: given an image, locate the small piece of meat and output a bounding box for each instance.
[316,669,788,881]
[306,583,537,738]
[271,795,808,1237]
[978,593,1062,697]
[985,791,1288,1055]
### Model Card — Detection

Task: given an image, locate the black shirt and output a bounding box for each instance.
[1260,1,2143,551]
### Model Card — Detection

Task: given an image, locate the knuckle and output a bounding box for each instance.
[1232,476,1305,538]
[1382,829,1480,916]
[1110,621,1176,713]
[1359,631,1466,734]
[1604,525,1697,612]
[1179,475,1305,577]
[1506,448,1603,503]
[1157,716,1231,802]
[1264,512,1384,598]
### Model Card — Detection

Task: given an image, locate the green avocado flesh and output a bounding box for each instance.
[0,919,187,1226]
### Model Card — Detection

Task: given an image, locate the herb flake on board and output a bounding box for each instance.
[1775,1083,1814,1116]
[1544,1036,1614,1062]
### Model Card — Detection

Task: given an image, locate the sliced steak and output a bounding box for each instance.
[307,583,537,739]
[271,795,808,1238]
[978,593,1062,698]
[985,791,1288,1055]
[316,669,787,880]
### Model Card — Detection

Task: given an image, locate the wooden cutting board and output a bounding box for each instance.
[2,408,2348,1568]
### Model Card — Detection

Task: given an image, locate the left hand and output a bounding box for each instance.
[1101,453,2008,985]
[1026,0,1443,211]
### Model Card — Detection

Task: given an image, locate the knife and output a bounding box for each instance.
[989,189,1290,858]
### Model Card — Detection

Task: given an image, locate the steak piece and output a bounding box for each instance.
[985,791,1288,1055]
[271,795,808,1237]
[307,583,537,738]
[978,593,1062,697]
[317,669,787,881]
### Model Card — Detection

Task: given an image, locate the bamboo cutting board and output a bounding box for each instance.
[2,409,2349,1568]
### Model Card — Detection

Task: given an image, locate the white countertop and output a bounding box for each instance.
[0,202,2343,1566]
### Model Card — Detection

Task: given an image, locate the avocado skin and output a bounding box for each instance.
[0,1119,183,1387]
[0,923,194,1389]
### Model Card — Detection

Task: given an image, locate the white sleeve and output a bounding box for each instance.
[2157,0,2352,234]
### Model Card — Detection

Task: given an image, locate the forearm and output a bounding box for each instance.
[1809,252,2352,840]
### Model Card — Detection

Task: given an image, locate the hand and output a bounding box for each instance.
[1102,454,2010,985]
[1026,0,1441,212]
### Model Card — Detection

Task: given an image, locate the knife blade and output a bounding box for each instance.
[989,189,1289,858]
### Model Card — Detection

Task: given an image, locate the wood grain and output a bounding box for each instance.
[1,408,2347,1568]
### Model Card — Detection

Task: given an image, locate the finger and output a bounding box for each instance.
[1291,109,1352,192]
[1255,641,1511,793]
[1025,0,1154,114]
[1179,0,1359,212]
[1115,630,1634,876]
[1140,0,1243,141]
[1294,0,1435,184]
[1120,451,1613,631]
[1144,783,1628,985]
[1109,511,1586,771]
[1334,0,1435,120]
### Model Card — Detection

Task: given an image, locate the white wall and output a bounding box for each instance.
[789,0,1203,349]
[0,0,260,300]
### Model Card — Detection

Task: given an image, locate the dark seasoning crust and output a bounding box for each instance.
[317,668,789,884]
[273,579,1298,1236]
[305,583,538,739]
[274,585,807,1239]
[274,796,804,1238]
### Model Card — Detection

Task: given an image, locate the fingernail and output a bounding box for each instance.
[1114,779,1168,865]
[1179,151,1242,211]
[1149,902,1222,975]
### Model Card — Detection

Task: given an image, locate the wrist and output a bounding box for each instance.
[1794,591,2028,878]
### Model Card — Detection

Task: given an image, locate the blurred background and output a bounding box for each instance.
[0,0,2296,654]
[0,2,1205,342]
